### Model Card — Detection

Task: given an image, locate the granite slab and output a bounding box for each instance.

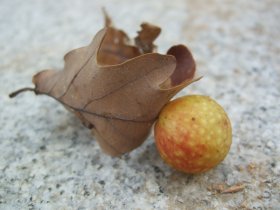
[0,0,279,209]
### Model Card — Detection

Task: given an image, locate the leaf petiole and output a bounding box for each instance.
[9,87,37,98]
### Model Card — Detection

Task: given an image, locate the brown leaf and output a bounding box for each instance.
[135,23,161,53]
[10,13,199,156]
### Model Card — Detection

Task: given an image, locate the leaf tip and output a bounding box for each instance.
[102,7,112,27]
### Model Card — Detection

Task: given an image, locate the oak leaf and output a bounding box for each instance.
[10,14,199,156]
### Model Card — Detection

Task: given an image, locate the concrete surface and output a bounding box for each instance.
[0,0,279,209]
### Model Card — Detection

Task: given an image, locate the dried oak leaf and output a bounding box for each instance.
[10,15,199,156]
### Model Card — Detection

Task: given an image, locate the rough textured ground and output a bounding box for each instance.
[1,0,279,209]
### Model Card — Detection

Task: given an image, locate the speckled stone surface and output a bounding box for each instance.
[1,0,279,209]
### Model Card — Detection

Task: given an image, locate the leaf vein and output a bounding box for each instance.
[83,65,162,109]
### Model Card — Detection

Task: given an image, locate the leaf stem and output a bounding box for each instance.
[9,87,37,98]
